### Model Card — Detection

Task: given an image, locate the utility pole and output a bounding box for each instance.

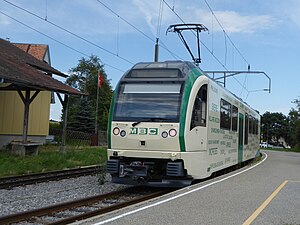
[154,38,159,62]
[95,70,100,134]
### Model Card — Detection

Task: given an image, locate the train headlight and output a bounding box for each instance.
[161,131,168,138]
[113,127,120,135]
[169,129,177,137]
[120,130,126,137]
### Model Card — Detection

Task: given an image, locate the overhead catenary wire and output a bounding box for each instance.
[95,0,183,60]
[162,0,249,95]
[203,0,250,66]
[211,11,214,54]
[204,0,253,97]
[156,0,164,40]
[44,0,47,21]
[116,15,119,56]
[0,11,88,57]
[224,31,227,66]
[3,0,252,93]
[0,10,125,73]
[3,0,134,65]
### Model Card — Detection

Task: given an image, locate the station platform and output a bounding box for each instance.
[74,151,300,225]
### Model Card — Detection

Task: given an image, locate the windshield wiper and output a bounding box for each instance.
[132,118,173,127]
[132,118,152,127]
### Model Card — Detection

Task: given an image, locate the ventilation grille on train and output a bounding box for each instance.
[166,162,184,177]
[106,159,120,174]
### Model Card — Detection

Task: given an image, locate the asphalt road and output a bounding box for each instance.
[79,150,300,225]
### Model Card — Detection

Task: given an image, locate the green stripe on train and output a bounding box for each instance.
[107,84,119,149]
[179,68,203,152]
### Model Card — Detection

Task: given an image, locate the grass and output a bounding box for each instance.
[0,145,107,178]
[2,144,297,178]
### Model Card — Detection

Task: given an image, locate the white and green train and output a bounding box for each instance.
[107,61,260,187]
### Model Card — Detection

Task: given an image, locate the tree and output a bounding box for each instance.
[287,109,299,147]
[295,119,300,147]
[292,97,300,110]
[65,55,113,132]
[261,112,288,144]
[261,96,300,148]
[287,96,300,147]
[68,97,94,133]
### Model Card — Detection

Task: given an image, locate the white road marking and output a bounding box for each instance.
[94,153,268,225]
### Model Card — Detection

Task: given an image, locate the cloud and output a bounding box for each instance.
[131,0,162,35]
[206,10,276,33]
[131,1,277,35]
[284,3,300,29]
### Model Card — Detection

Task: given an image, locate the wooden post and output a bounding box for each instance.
[17,89,40,143]
[57,93,69,154]
[23,90,30,143]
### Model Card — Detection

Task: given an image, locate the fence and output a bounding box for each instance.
[49,128,107,146]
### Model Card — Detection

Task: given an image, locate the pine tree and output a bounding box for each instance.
[65,55,113,132]
[68,97,94,133]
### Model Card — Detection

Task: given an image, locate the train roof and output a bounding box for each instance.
[132,60,196,70]
[126,61,201,78]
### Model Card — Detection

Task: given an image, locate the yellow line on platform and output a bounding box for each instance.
[242,180,288,225]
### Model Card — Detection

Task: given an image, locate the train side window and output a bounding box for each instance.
[232,105,238,131]
[245,113,249,144]
[249,115,253,134]
[255,119,258,135]
[220,99,231,130]
[190,84,207,130]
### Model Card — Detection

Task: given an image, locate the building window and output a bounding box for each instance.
[220,99,231,130]
[232,105,238,132]
[190,84,207,130]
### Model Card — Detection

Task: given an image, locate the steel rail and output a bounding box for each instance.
[0,186,170,224]
[0,165,101,189]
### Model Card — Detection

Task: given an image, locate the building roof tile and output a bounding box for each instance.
[0,38,82,95]
[13,43,48,62]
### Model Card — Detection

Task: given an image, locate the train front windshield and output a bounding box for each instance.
[113,83,183,122]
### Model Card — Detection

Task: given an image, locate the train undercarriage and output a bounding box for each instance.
[107,157,193,187]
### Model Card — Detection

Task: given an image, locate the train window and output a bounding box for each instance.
[220,99,231,130]
[252,117,255,134]
[255,119,259,135]
[128,69,182,78]
[190,84,207,130]
[232,105,238,132]
[249,116,253,134]
[114,83,182,122]
[245,113,249,144]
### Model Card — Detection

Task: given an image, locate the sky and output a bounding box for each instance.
[1,0,300,121]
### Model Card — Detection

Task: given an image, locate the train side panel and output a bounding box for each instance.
[182,78,260,179]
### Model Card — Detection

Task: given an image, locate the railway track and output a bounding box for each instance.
[0,186,172,224]
[0,165,101,189]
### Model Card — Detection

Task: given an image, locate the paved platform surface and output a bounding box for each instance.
[77,150,300,225]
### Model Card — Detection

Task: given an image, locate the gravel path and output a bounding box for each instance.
[0,174,128,217]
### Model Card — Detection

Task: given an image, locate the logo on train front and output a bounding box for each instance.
[130,127,158,135]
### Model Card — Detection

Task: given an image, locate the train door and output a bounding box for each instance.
[187,84,207,151]
[238,113,244,163]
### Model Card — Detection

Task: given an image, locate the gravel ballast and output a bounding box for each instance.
[0,174,128,217]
